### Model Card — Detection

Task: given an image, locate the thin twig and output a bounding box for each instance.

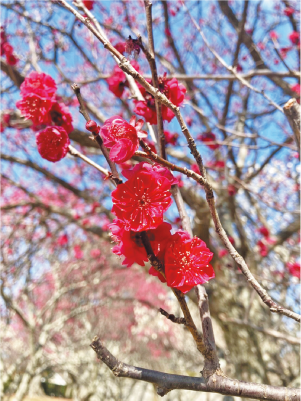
[68,145,110,178]
[71,83,122,185]
[219,315,300,345]
[143,0,165,158]
[195,285,220,378]
[159,308,186,325]
[182,2,283,113]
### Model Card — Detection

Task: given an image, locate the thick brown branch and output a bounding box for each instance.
[90,337,300,400]
[195,285,220,378]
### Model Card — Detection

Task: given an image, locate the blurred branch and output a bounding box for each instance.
[1,154,98,202]
[0,58,25,87]
[183,2,284,113]
[217,1,297,97]
[219,315,300,345]
[283,98,301,153]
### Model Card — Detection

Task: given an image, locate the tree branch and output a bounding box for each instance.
[283,98,301,153]
[90,337,300,400]
[195,285,220,378]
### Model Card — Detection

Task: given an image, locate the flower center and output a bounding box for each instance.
[177,250,192,270]
[138,194,151,208]
[50,110,64,125]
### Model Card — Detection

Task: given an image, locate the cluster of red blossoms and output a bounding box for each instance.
[16,72,73,162]
[1,28,18,66]
[134,74,186,125]
[109,162,215,293]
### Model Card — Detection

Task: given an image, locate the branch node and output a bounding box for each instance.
[159,308,186,325]
[157,387,171,397]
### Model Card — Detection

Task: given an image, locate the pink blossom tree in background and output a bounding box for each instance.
[1,1,300,400]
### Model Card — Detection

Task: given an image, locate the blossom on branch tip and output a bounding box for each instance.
[164,231,215,293]
[16,72,73,130]
[36,126,70,162]
[134,98,157,125]
[111,165,172,231]
[101,116,146,163]
[161,78,186,122]
[86,120,100,134]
